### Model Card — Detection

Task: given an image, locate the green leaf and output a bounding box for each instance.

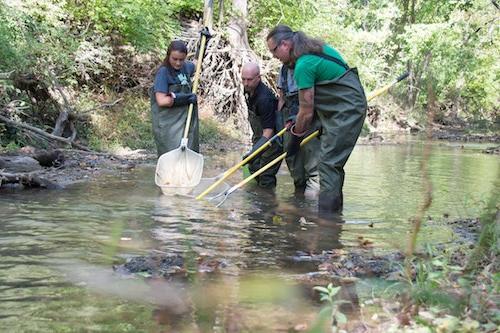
[329,286,341,296]
[307,305,333,333]
[314,286,330,294]
[334,311,347,324]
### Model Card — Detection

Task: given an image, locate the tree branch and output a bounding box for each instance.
[0,114,91,151]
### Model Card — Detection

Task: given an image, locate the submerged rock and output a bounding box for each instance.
[114,253,186,279]
[287,249,405,280]
[114,251,228,279]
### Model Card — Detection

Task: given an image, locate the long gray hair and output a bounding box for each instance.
[266,25,324,63]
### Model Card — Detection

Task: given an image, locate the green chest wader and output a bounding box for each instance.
[150,83,199,157]
[281,82,321,196]
[314,68,367,213]
[247,101,283,188]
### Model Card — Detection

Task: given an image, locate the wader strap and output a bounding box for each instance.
[280,66,298,98]
[305,53,350,70]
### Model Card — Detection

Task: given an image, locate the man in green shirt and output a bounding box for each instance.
[266,25,367,215]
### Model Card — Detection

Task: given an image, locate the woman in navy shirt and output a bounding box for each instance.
[151,40,199,156]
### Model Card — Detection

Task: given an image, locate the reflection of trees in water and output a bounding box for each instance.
[150,193,249,332]
[148,189,357,331]
[242,186,344,268]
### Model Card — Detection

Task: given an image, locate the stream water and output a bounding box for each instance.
[1,138,498,332]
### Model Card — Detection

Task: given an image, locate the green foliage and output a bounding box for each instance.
[309,283,349,333]
[66,0,165,51]
[65,0,202,52]
[0,1,84,83]
[248,0,498,124]
[247,0,319,48]
[167,0,204,16]
[84,92,154,151]
[199,117,224,146]
[399,1,499,120]
[0,4,23,70]
[1,0,203,87]
[467,176,500,271]
[410,257,465,314]
[2,140,21,152]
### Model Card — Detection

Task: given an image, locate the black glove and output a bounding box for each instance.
[195,27,213,60]
[173,93,197,107]
[317,126,323,137]
[285,115,296,130]
[286,124,307,157]
[200,27,212,39]
[286,133,303,157]
[242,136,268,160]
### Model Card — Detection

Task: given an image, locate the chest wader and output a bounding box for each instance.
[247,105,283,188]
[314,68,367,214]
[150,82,199,157]
[281,83,321,197]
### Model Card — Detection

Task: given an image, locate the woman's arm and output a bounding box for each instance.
[155,92,175,107]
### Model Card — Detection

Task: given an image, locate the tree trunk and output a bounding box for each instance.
[227,0,256,62]
[204,0,214,29]
[217,0,224,26]
[225,0,255,137]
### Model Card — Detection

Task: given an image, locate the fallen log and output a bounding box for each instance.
[0,172,59,189]
[0,155,41,172]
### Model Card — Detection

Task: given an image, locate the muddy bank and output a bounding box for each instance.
[361,104,499,152]
[290,217,482,283]
[433,130,500,143]
[0,147,156,189]
[0,135,245,190]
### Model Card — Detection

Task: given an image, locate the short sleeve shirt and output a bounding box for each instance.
[153,62,195,93]
[294,45,347,90]
[246,82,277,129]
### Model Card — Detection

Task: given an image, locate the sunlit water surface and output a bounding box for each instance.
[1,139,498,332]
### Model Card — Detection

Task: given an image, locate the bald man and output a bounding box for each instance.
[241,62,283,188]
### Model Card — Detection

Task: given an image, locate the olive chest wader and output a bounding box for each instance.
[247,94,283,188]
[150,67,199,157]
[309,54,367,214]
[280,66,321,197]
